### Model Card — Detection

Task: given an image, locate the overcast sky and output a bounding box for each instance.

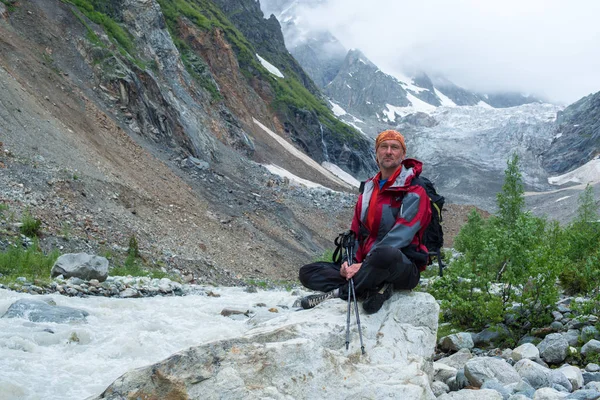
[274,0,600,105]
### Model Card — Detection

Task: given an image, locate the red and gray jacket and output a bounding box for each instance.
[350,158,432,270]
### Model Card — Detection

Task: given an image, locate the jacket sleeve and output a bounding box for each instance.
[367,185,431,255]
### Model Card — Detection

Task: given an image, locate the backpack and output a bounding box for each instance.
[411,176,445,253]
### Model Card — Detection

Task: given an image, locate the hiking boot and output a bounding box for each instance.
[299,291,336,309]
[362,283,393,314]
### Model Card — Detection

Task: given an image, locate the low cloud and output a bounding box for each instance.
[286,0,600,104]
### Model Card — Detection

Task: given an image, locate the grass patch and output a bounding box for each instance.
[0,0,17,12]
[0,203,8,218]
[66,0,135,54]
[20,211,42,238]
[312,249,334,263]
[0,242,60,285]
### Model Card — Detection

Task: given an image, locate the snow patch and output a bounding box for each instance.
[434,88,457,107]
[263,164,324,188]
[252,118,351,189]
[382,94,437,122]
[476,100,493,109]
[329,101,347,116]
[406,92,437,113]
[342,120,365,134]
[554,132,563,140]
[555,196,572,202]
[322,162,360,187]
[256,54,284,78]
[548,158,600,186]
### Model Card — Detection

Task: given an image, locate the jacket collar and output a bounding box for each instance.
[372,158,423,190]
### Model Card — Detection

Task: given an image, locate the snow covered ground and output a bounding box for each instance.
[548,157,600,186]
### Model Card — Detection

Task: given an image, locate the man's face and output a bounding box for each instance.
[376,140,405,171]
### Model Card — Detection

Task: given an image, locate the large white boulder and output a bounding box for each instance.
[92,291,439,399]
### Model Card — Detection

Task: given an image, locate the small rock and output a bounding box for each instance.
[220,308,249,317]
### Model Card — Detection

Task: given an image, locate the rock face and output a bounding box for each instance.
[542,90,600,174]
[208,0,377,180]
[2,299,89,323]
[51,253,109,282]
[93,291,439,399]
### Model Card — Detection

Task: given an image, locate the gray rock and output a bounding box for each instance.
[2,299,88,323]
[550,369,572,392]
[582,340,600,357]
[437,348,474,370]
[519,336,539,346]
[553,311,564,321]
[514,359,551,389]
[513,343,541,361]
[583,372,600,385]
[51,253,109,282]
[439,389,504,399]
[557,305,571,313]
[448,369,470,391]
[506,379,536,397]
[508,395,531,400]
[465,357,521,387]
[585,382,600,391]
[431,381,450,397]
[564,390,600,399]
[532,387,568,399]
[482,379,512,399]
[551,321,564,332]
[473,325,511,347]
[563,330,581,347]
[559,365,584,391]
[434,362,458,384]
[587,364,600,373]
[538,333,569,364]
[439,332,474,352]
[582,327,600,343]
[119,288,140,298]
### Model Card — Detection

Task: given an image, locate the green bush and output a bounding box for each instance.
[20,211,42,238]
[558,184,600,294]
[0,241,60,284]
[429,154,562,338]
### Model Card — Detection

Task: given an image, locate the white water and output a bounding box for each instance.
[0,287,299,400]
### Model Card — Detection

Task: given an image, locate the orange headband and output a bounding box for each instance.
[375,130,406,153]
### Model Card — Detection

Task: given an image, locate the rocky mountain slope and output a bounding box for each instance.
[542,91,600,174]
[0,0,380,284]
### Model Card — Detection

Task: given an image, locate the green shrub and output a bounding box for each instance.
[20,211,42,238]
[313,249,334,263]
[558,184,600,294]
[0,242,60,284]
[429,154,561,337]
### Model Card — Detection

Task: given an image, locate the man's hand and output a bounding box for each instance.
[340,261,362,280]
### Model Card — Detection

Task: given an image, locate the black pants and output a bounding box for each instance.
[299,246,420,299]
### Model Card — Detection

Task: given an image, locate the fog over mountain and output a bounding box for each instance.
[261,0,600,104]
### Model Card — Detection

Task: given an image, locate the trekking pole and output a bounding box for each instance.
[343,231,366,354]
[350,277,365,354]
[345,282,352,350]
